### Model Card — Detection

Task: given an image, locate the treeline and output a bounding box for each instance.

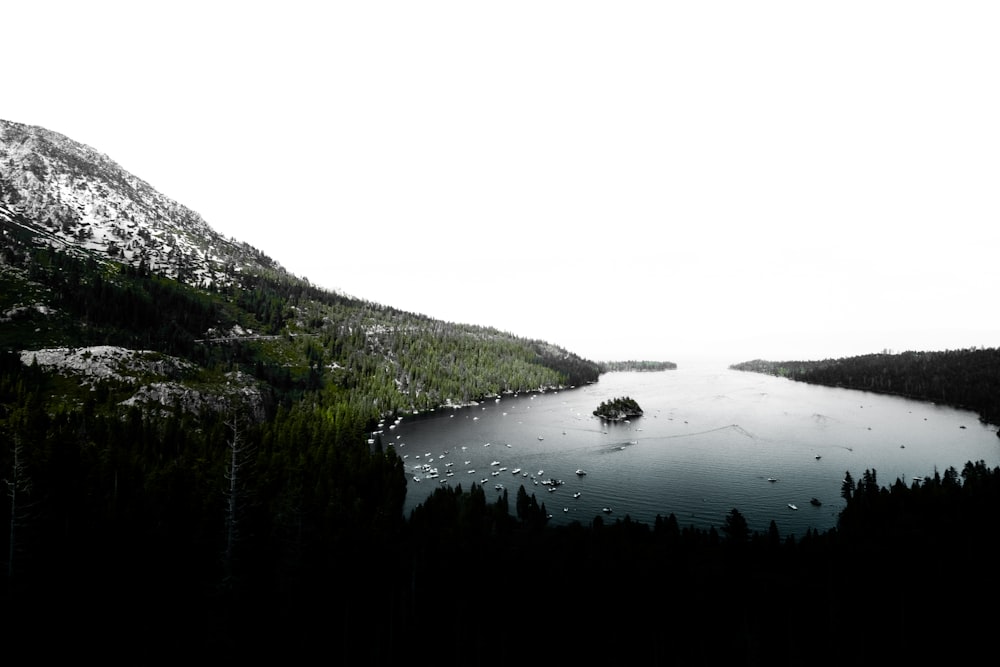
[1,239,600,418]
[392,460,1000,663]
[731,348,1000,431]
[598,359,677,372]
[837,459,1000,543]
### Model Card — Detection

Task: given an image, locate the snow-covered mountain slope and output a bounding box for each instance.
[0,118,284,289]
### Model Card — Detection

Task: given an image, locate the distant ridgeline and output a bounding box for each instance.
[598,360,677,372]
[731,348,1000,435]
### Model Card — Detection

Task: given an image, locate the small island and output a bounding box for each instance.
[594,396,644,421]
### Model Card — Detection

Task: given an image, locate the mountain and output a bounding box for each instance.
[0,119,281,288]
[1,118,600,419]
[0,119,600,645]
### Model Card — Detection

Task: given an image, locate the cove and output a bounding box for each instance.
[389,365,999,537]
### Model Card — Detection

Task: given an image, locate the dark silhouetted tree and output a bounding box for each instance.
[721,508,749,544]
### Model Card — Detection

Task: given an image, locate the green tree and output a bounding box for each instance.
[841,471,854,501]
[222,416,254,588]
[516,484,529,521]
[5,432,31,580]
[721,508,749,544]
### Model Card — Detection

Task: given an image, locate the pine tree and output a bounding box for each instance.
[5,433,31,581]
[222,416,254,587]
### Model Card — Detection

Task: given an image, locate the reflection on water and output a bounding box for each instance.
[391,367,999,536]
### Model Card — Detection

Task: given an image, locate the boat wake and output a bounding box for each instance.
[662,423,757,440]
[599,441,638,454]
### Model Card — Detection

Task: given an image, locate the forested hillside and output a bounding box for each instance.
[1,194,602,661]
[731,348,1000,433]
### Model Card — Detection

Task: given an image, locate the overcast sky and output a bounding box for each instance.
[5,1,999,366]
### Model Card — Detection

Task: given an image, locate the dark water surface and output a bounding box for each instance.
[389,366,999,536]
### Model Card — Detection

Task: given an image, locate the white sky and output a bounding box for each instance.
[5,1,999,365]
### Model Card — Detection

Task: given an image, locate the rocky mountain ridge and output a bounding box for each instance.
[1,118,601,421]
[0,119,284,289]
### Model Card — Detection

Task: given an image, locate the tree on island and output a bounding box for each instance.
[593,396,643,421]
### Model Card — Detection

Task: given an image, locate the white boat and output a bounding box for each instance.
[767,477,778,483]
[511,468,522,474]
[602,507,612,514]
[575,469,587,476]
[787,503,798,510]
[573,492,581,499]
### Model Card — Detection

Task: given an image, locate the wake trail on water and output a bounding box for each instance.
[660,423,758,440]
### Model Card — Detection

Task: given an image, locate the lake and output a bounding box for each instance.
[387,364,1000,537]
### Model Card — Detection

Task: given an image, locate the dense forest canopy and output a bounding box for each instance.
[731,348,1000,434]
